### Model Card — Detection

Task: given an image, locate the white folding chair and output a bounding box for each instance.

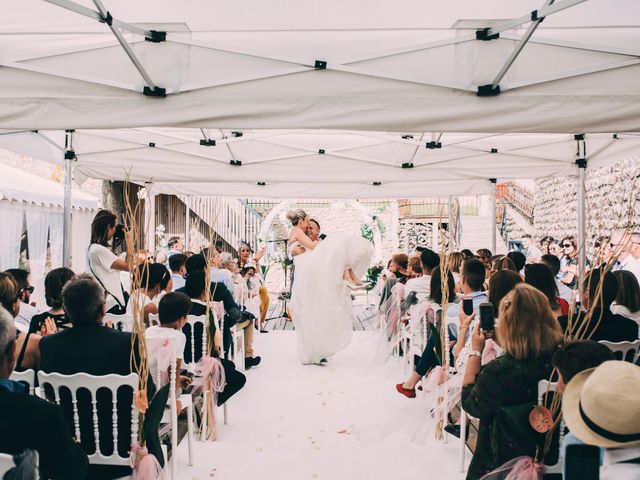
[104,313,135,332]
[10,368,36,395]
[599,339,640,363]
[146,336,195,480]
[538,380,565,475]
[36,371,143,470]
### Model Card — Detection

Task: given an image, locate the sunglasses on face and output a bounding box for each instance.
[562,244,572,248]
[17,286,34,297]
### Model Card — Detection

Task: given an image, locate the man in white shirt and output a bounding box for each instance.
[611,230,640,285]
[5,269,41,332]
[404,248,441,302]
[522,234,543,263]
[630,231,640,261]
[446,258,488,340]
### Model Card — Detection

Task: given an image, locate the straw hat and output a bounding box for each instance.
[562,360,640,448]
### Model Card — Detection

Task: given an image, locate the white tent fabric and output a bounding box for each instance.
[0,204,25,271]
[0,160,99,209]
[1,0,639,132]
[0,129,638,198]
[0,163,99,274]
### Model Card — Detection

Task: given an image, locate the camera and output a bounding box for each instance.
[113,224,126,241]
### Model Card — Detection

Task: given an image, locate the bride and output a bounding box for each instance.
[287,209,373,365]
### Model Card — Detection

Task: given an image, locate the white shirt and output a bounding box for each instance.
[171,273,185,291]
[127,290,154,315]
[600,447,640,480]
[404,275,431,299]
[556,280,574,304]
[14,302,41,333]
[145,325,186,360]
[525,244,544,261]
[446,291,488,339]
[210,267,236,297]
[620,256,640,286]
[87,243,125,311]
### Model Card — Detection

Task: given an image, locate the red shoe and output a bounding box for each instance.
[395,383,416,399]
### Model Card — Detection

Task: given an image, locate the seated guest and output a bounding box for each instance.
[561,360,640,480]
[522,233,543,263]
[475,248,493,272]
[177,253,243,336]
[524,263,569,319]
[404,248,439,300]
[611,270,640,325]
[29,267,75,334]
[562,267,638,342]
[611,230,640,284]
[406,254,423,279]
[389,253,410,284]
[0,272,46,371]
[185,269,260,369]
[211,252,237,298]
[461,284,563,479]
[552,340,615,477]
[541,253,574,303]
[5,268,41,332]
[169,253,187,290]
[506,250,527,274]
[146,292,192,392]
[491,256,517,275]
[396,267,458,398]
[0,307,89,479]
[447,251,464,291]
[445,258,488,339]
[127,263,170,323]
[183,272,246,405]
[40,274,164,478]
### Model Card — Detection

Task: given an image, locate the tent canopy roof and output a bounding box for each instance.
[1,0,639,132]
[0,162,100,209]
[1,128,637,198]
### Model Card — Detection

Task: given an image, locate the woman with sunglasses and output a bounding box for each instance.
[0,272,55,372]
[559,235,582,288]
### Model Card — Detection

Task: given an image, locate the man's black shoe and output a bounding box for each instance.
[245,356,261,369]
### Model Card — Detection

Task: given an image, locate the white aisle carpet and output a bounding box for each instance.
[175,331,467,480]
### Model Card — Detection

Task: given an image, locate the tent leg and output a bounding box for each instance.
[490,179,497,254]
[577,161,587,287]
[184,197,190,251]
[62,130,75,268]
[448,196,454,253]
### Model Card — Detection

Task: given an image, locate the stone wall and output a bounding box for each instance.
[529,158,640,254]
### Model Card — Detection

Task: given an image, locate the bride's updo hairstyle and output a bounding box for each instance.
[286,209,308,226]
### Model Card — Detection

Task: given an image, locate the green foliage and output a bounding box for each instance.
[360,218,386,243]
[365,265,383,291]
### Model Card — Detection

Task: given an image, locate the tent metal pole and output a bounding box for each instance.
[491,0,553,89]
[490,179,497,254]
[62,130,75,268]
[184,197,190,251]
[91,0,158,90]
[577,161,587,288]
[448,196,454,253]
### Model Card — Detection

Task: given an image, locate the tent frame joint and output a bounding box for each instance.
[230,160,242,166]
[477,84,501,97]
[425,141,442,149]
[530,10,545,22]
[476,28,500,41]
[143,86,167,97]
[145,30,167,43]
[575,158,587,169]
[401,163,414,169]
[200,139,216,146]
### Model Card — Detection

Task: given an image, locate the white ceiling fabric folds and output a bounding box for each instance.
[1,129,637,198]
[1,0,640,132]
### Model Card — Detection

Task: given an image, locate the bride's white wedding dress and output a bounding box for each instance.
[291,232,373,364]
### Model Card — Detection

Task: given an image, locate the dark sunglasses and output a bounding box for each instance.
[17,286,34,297]
[562,244,572,248]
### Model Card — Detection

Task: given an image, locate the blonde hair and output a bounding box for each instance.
[0,272,18,316]
[497,283,563,360]
[286,209,308,226]
[447,252,464,273]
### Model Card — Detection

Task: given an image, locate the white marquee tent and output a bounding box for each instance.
[1,0,639,271]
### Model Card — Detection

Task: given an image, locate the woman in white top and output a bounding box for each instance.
[611,270,640,325]
[86,210,131,314]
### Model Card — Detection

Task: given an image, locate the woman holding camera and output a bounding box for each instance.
[460,284,563,479]
[87,210,131,314]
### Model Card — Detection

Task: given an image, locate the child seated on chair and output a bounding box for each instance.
[147,292,193,410]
